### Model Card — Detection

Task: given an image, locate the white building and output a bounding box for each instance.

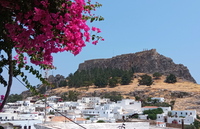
[35,122,150,129]
[4,100,36,113]
[82,98,142,121]
[82,107,114,120]
[156,121,166,127]
[0,112,43,129]
[0,120,42,129]
[161,107,171,115]
[167,110,196,125]
[0,113,18,120]
[116,99,142,114]
[1,96,144,127]
[151,97,165,103]
[170,110,196,118]
[152,106,172,121]
[138,114,148,120]
[157,114,166,122]
[47,96,62,102]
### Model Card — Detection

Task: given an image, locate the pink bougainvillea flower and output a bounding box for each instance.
[92,27,97,31]
[2,0,104,68]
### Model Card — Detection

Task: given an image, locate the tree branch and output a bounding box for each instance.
[0,50,13,111]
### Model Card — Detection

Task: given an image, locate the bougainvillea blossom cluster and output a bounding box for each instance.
[1,0,103,67]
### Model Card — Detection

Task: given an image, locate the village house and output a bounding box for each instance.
[0,95,198,129]
[151,97,165,103]
[167,110,197,125]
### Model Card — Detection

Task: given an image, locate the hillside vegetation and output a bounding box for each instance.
[48,73,200,115]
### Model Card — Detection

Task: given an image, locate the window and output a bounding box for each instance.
[186,112,188,115]
[190,112,192,115]
[181,112,182,114]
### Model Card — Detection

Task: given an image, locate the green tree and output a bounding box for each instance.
[7,94,23,103]
[83,81,93,87]
[193,115,200,129]
[121,72,131,85]
[94,77,108,88]
[58,80,67,87]
[139,74,153,86]
[165,74,177,83]
[148,114,157,120]
[153,72,162,79]
[49,110,55,115]
[168,111,172,117]
[61,92,68,102]
[147,97,152,102]
[135,96,141,101]
[129,114,139,119]
[61,90,80,102]
[103,92,123,102]
[67,68,133,88]
[97,120,105,123]
[143,108,163,120]
[109,77,118,87]
[69,90,79,101]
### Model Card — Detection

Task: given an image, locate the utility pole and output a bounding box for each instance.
[44,96,47,123]
[44,69,49,123]
[181,119,184,129]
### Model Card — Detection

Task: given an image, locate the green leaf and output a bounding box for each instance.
[25,65,29,70]
[90,17,95,22]
[92,35,95,40]
[20,72,24,77]
[22,78,26,82]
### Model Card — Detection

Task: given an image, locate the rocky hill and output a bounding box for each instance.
[78,49,196,83]
[20,49,200,115]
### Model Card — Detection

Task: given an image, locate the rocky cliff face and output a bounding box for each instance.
[78,49,196,83]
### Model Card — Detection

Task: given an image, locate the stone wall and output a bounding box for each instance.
[35,122,150,129]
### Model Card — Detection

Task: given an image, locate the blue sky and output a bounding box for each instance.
[1,0,200,95]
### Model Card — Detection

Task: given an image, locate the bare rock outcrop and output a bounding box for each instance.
[78,49,196,83]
